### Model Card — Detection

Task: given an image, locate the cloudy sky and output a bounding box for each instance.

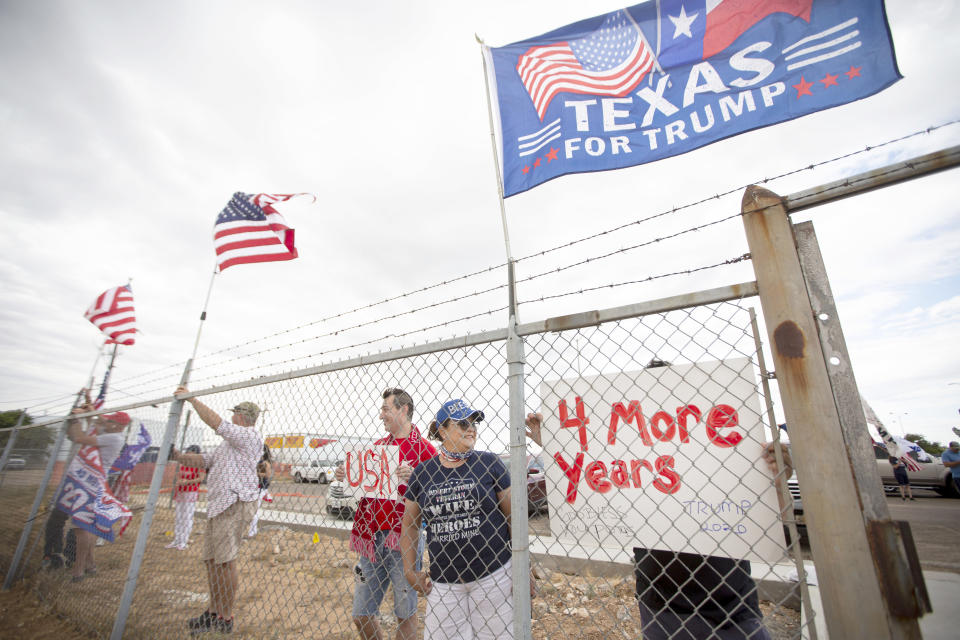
[1,1,958,448]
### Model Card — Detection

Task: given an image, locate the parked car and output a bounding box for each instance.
[326,480,358,519]
[786,476,808,546]
[292,459,337,484]
[4,456,26,470]
[499,453,548,515]
[873,443,957,497]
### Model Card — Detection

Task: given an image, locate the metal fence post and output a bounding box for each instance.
[748,309,819,640]
[110,362,191,640]
[0,410,26,482]
[505,260,532,640]
[741,185,921,638]
[794,220,930,618]
[2,413,72,590]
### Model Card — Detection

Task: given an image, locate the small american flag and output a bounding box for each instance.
[84,284,136,346]
[214,192,305,271]
[516,9,655,120]
[92,368,111,410]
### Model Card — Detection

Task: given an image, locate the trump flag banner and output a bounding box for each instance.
[485,0,900,197]
[55,441,133,542]
[109,423,152,504]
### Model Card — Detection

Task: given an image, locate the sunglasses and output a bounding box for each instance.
[445,419,477,431]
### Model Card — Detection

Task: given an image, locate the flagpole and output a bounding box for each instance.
[112,264,216,638]
[478,36,532,640]
[103,342,120,392]
[189,267,219,364]
[477,39,515,265]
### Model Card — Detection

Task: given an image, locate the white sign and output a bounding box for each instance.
[540,358,786,563]
[343,444,401,501]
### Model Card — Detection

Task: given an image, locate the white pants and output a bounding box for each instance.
[425,560,513,640]
[173,498,197,547]
[248,488,270,537]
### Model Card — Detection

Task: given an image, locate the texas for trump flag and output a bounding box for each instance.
[485,0,900,197]
[109,423,152,504]
[214,192,311,271]
[84,284,136,345]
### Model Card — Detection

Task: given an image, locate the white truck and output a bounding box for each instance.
[325,480,359,519]
[291,458,337,484]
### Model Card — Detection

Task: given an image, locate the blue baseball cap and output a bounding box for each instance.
[435,399,484,425]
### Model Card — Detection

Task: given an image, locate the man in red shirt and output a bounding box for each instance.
[336,388,436,640]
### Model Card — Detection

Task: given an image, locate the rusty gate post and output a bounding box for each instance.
[741,186,922,639]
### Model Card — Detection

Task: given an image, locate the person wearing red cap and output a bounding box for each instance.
[62,403,130,581]
[43,405,131,571]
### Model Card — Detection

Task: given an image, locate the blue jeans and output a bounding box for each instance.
[352,529,423,620]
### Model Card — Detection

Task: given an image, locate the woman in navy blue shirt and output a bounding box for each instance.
[401,399,513,639]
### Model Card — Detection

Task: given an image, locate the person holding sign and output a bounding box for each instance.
[171,387,263,636]
[401,399,517,640]
[334,387,437,640]
[525,411,792,640]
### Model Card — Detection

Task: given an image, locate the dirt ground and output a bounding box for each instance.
[1,517,800,640]
[4,470,959,638]
[0,582,90,640]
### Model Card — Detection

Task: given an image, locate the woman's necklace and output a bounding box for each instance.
[439,445,473,464]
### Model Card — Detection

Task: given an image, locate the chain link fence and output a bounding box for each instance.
[0,288,815,639]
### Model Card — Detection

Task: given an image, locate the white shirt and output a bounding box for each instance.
[95,432,126,472]
[201,420,263,518]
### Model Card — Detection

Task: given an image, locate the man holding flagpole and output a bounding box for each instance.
[171,386,263,636]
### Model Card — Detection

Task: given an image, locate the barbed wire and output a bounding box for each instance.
[135,206,746,391]
[25,121,960,409]
[518,254,751,306]
[175,118,960,369]
[182,253,750,390]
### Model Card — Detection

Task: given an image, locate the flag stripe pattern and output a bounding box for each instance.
[875,422,923,472]
[516,10,654,120]
[214,192,301,271]
[84,285,136,346]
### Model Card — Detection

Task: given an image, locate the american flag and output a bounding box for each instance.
[862,399,923,472]
[84,284,136,346]
[875,423,922,472]
[214,192,304,271]
[516,9,655,120]
[92,368,111,410]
